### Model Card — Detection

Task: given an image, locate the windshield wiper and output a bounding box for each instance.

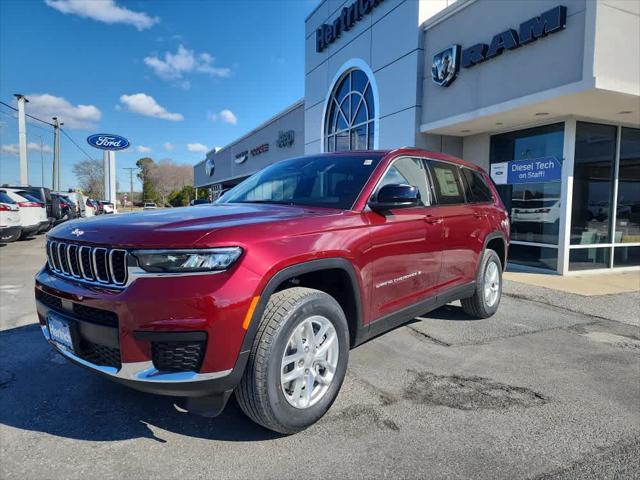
[234,200,295,205]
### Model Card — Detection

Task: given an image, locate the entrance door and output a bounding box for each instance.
[364,157,444,321]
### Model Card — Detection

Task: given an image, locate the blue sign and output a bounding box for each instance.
[507,156,562,184]
[87,133,130,151]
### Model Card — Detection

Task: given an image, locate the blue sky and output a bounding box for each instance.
[0,0,314,191]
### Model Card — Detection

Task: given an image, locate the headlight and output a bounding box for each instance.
[131,247,242,273]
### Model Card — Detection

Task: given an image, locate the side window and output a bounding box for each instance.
[377,157,431,206]
[461,168,493,203]
[428,161,465,205]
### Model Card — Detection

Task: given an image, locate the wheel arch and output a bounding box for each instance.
[241,258,363,354]
[483,232,508,271]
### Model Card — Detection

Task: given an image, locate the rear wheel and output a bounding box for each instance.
[236,287,349,434]
[461,249,502,318]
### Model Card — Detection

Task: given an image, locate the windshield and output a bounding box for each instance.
[0,191,15,204]
[217,154,384,210]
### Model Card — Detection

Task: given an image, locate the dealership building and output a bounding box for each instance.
[195,0,640,275]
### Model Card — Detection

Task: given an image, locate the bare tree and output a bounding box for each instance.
[147,158,193,206]
[72,159,104,198]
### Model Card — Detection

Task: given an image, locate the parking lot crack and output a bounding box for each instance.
[406,326,451,347]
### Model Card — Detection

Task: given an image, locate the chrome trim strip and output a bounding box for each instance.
[92,247,110,284]
[58,242,69,274]
[67,245,82,278]
[50,241,59,271]
[108,249,128,286]
[46,245,234,289]
[46,241,55,270]
[40,326,231,383]
[79,246,94,280]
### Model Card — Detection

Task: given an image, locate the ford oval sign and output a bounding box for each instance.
[87,133,130,151]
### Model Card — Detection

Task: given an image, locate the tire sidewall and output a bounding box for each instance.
[478,250,502,316]
[265,293,349,431]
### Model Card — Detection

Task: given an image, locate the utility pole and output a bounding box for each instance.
[14,94,28,185]
[37,135,45,187]
[52,117,62,191]
[123,167,136,211]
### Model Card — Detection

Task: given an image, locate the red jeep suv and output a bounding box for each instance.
[35,149,509,433]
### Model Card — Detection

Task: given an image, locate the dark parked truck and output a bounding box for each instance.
[35,149,509,433]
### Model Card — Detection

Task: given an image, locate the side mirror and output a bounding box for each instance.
[368,184,420,212]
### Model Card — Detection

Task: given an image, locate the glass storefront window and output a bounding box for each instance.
[490,123,564,269]
[508,244,558,271]
[615,127,640,243]
[614,246,640,267]
[569,247,611,271]
[570,122,617,244]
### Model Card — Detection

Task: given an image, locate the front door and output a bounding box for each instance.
[364,157,444,321]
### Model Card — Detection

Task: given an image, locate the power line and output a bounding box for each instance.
[0,107,53,136]
[60,128,95,161]
[0,99,56,127]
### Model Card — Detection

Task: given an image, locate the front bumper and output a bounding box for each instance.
[35,263,262,397]
[39,322,247,396]
[37,220,51,233]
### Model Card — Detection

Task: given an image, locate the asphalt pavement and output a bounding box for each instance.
[1,236,639,479]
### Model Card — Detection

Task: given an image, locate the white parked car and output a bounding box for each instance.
[143,202,157,210]
[99,200,115,214]
[3,189,47,239]
[83,195,95,217]
[0,190,21,243]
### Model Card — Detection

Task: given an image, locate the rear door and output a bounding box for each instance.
[364,157,445,320]
[427,160,486,288]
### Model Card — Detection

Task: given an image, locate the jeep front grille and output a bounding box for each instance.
[46,240,128,288]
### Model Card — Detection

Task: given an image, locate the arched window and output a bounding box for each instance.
[325,68,376,152]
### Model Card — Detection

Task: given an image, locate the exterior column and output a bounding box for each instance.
[557,118,577,275]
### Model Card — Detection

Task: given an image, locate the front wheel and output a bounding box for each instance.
[235,287,349,434]
[461,249,503,318]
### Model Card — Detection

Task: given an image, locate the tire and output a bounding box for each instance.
[236,287,349,434]
[461,249,503,319]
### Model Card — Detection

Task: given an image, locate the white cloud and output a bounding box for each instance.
[144,44,231,86]
[1,144,19,155]
[136,145,152,153]
[119,93,183,121]
[208,108,237,125]
[1,143,53,155]
[44,0,158,30]
[163,142,174,152]
[25,93,101,129]
[187,143,209,153]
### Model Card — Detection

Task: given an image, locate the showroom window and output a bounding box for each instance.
[490,123,564,270]
[325,68,375,152]
[569,123,640,270]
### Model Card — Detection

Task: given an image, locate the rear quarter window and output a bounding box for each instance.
[461,168,493,203]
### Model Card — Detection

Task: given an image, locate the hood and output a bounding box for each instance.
[48,203,338,247]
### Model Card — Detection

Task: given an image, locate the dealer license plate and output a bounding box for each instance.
[47,312,74,351]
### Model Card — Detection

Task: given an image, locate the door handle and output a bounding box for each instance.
[473,212,486,219]
[424,215,443,224]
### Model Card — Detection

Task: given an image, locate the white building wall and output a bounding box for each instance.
[593,0,640,96]
[304,0,454,153]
